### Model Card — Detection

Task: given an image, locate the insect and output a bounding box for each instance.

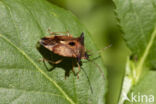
[37,31,109,94]
[38,31,90,78]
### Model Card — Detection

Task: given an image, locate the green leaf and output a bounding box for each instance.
[114,0,156,69]
[0,0,106,104]
[125,71,156,104]
[113,0,156,104]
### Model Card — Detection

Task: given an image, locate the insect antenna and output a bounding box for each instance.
[81,66,93,94]
[91,60,105,80]
[86,44,112,58]
[97,44,112,53]
[83,44,112,79]
[92,44,112,79]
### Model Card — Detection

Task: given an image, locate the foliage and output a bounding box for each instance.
[114,0,156,103]
[0,0,106,104]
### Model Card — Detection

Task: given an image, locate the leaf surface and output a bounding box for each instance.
[0,0,106,104]
[114,0,156,68]
[113,0,156,103]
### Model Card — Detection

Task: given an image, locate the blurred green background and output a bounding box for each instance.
[48,0,130,104]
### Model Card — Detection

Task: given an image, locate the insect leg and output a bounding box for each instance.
[76,62,81,79]
[40,58,63,64]
[53,59,63,64]
[39,58,55,71]
[49,31,70,36]
[72,67,76,76]
[72,61,76,76]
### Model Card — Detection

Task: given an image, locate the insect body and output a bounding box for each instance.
[37,31,107,93]
[39,32,89,78]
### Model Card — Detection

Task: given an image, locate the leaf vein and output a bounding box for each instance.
[0,34,75,104]
[136,27,156,81]
[0,87,64,98]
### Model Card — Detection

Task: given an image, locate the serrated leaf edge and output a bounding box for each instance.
[118,27,156,104]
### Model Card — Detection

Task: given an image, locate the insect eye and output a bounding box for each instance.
[68,42,75,46]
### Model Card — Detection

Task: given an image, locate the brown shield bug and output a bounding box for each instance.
[37,31,109,94]
[38,31,90,78]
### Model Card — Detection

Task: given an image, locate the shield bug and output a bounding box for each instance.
[38,31,90,78]
[37,31,108,94]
